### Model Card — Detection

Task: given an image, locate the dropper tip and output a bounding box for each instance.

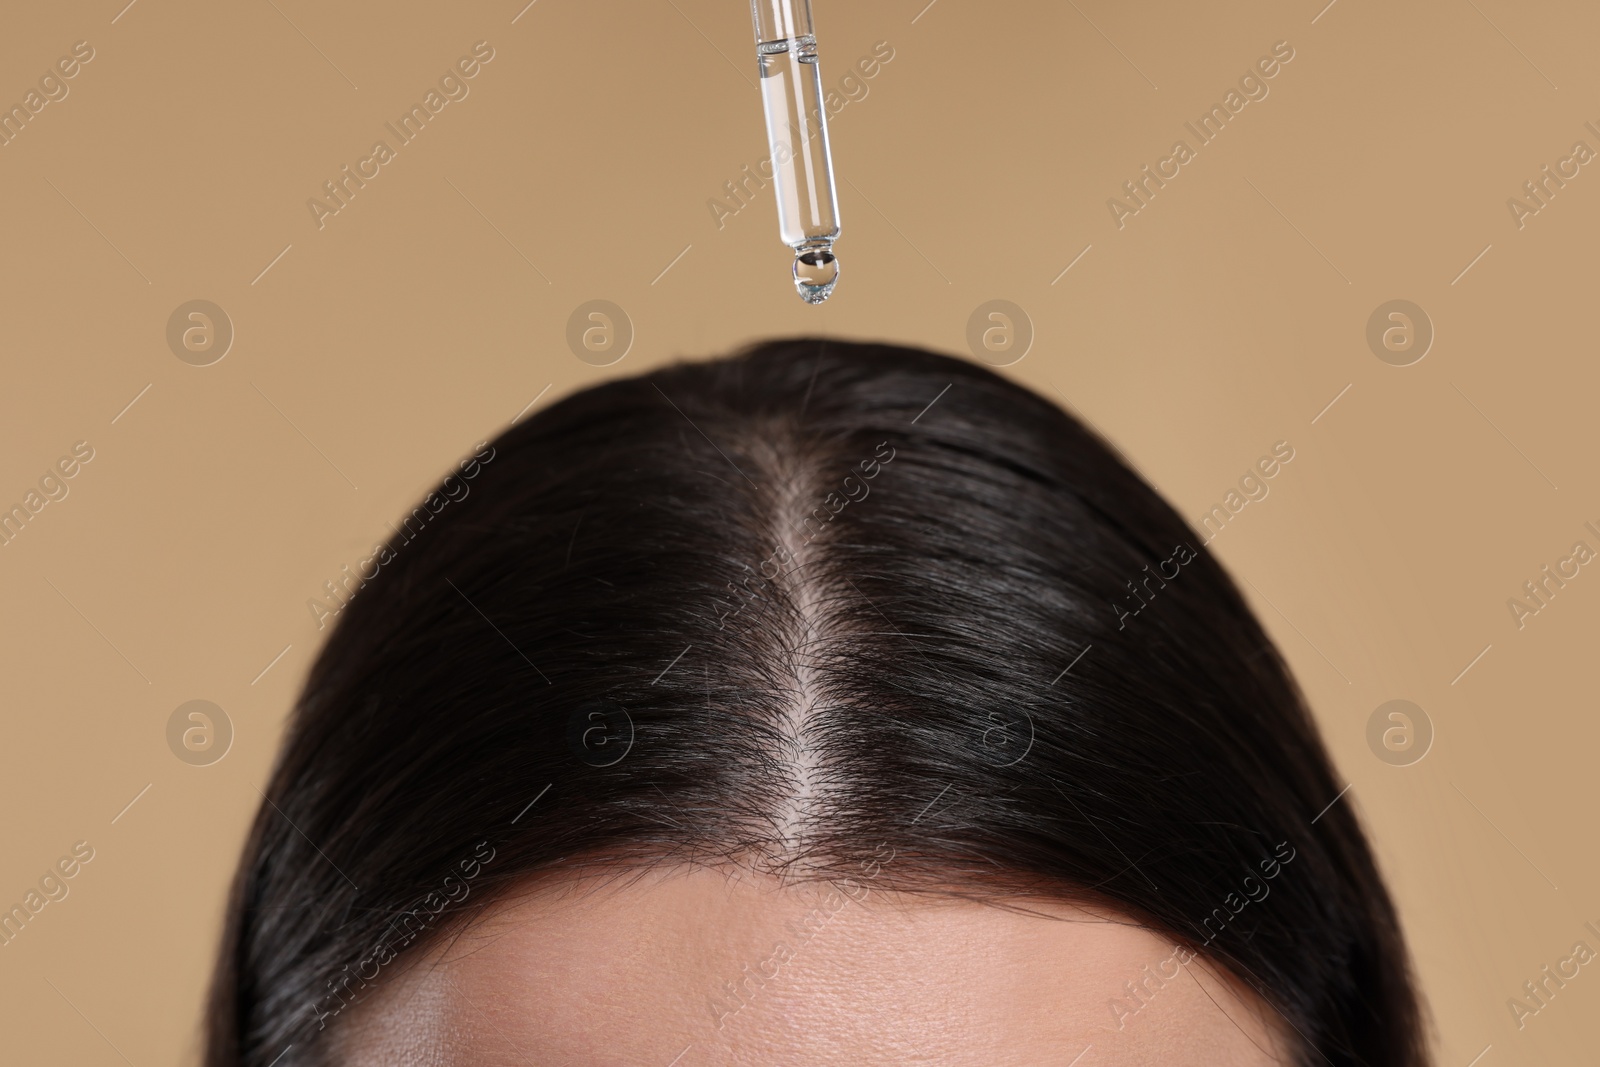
[793,246,839,304]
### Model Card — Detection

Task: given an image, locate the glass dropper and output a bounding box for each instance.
[750,0,841,303]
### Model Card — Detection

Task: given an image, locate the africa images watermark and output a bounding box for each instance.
[307,441,496,629]
[1111,541,1200,631]
[307,839,497,1031]
[1506,917,1600,1030]
[1106,40,1297,229]
[1107,839,1297,1031]
[0,39,96,149]
[1108,438,1296,629]
[0,841,96,949]
[713,440,897,632]
[1506,120,1600,230]
[707,842,896,1031]
[707,40,896,232]
[0,441,97,550]
[1196,440,1296,543]
[1505,519,1600,631]
[306,41,497,230]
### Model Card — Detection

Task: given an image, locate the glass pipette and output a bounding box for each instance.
[749,0,841,303]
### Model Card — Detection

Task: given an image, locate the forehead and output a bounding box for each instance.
[333,866,1287,1067]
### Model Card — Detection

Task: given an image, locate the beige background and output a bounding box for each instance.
[0,0,1595,1063]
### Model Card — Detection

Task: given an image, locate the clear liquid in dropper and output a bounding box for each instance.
[758,35,840,302]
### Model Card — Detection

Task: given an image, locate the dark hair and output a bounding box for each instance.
[206,338,1426,1066]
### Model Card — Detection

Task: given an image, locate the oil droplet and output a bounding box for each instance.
[793,246,839,304]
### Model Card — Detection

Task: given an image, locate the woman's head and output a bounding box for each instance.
[208,338,1425,1065]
